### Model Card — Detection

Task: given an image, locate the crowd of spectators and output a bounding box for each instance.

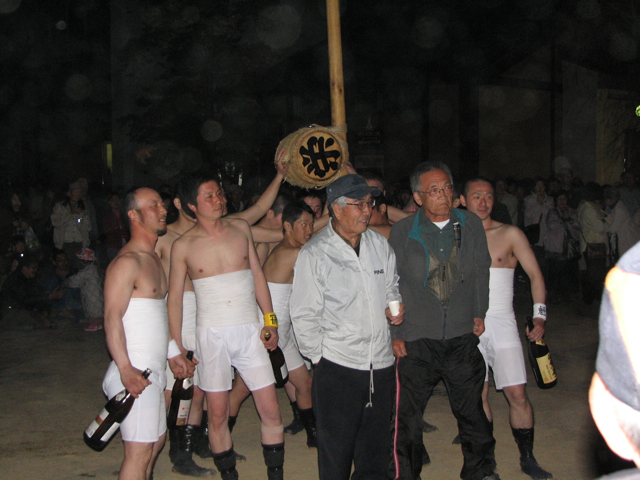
[1,167,638,331]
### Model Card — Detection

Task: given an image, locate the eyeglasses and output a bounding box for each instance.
[417,184,454,198]
[345,200,376,210]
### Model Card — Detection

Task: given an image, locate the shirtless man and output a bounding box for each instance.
[461,179,552,480]
[155,181,215,477]
[262,201,316,447]
[167,176,284,480]
[103,188,193,480]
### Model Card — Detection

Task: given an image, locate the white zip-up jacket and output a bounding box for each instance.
[290,221,401,371]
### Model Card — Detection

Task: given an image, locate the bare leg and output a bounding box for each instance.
[482,380,493,422]
[205,390,233,453]
[252,384,284,445]
[228,374,251,417]
[283,380,296,403]
[286,365,312,410]
[121,435,164,480]
[502,384,533,429]
[188,386,205,425]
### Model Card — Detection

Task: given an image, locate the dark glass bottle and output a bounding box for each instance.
[264,330,289,388]
[526,317,557,389]
[84,368,152,451]
[167,350,195,427]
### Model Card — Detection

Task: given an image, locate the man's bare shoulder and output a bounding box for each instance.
[156,228,180,253]
[106,250,143,280]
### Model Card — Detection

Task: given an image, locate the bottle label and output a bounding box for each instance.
[85,408,109,437]
[100,421,121,442]
[280,364,288,379]
[536,353,557,384]
[176,399,192,426]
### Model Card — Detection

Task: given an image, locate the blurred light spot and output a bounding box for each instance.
[56,20,67,30]
[65,74,92,101]
[635,105,640,117]
[257,4,302,50]
[201,120,223,142]
[412,16,445,49]
[0,0,21,14]
[576,0,600,19]
[610,33,637,61]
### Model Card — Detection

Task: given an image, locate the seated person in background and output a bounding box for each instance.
[41,249,82,323]
[0,255,64,329]
[64,248,104,332]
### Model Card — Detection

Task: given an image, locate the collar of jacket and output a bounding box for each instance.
[408,208,467,287]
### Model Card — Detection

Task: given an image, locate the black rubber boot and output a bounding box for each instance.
[283,401,304,435]
[488,421,497,471]
[262,442,285,480]
[195,412,213,459]
[172,424,217,477]
[421,442,430,465]
[298,407,317,448]
[228,415,237,433]
[169,426,180,464]
[422,420,438,433]
[213,447,239,480]
[512,427,553,480]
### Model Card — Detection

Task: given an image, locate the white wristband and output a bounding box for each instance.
[533,303,547,321]
[167,339,181,359]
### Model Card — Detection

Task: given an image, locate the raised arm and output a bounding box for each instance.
[104,255,150,398]
[229,154,289,225]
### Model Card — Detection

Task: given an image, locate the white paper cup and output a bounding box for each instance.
[388,300,400,316]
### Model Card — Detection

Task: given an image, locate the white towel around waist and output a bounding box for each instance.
[122,298,169,373]
[193,270,260,328]
[266,282,292,324]
[486,268,515,318]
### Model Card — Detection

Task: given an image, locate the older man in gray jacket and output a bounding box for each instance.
[389,162,497,480]
[290,174,404,480]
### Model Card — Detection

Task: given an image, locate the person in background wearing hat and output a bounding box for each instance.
[51,181,91,270]
[590,241,640,479]
[64,248,104,332]
[289,174,404,480]
[389,162,497,480]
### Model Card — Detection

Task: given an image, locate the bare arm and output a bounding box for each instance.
[229,155,288,225]
[243,222,278,350]
[387,205,410,224]
[167,240,188,352]
[511,227,546,341]
[104,255,150,398]
[251,225,284,243]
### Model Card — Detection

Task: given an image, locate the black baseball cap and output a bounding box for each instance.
[326,174,381,207]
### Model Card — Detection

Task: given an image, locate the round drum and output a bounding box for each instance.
[276,124,349,188]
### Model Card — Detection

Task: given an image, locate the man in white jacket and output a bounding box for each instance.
[289,174,404,480]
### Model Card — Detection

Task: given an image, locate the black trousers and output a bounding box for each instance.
[313,358,395,480]
[392,333,495,480]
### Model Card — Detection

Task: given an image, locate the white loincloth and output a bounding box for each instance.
[102,297,168,442]
[265,282,306,371]
[192,270,260,328]
[478,268,527,389]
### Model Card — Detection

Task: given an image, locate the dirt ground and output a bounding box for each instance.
[0,289,634,480]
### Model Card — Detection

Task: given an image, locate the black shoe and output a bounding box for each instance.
[481,475,501,480]
[172,457,217,477]
[421,443,430,465]
[173,425,218,477]
[283,401,304,435]
[235,451,247,463]
[521,456,553,480]
[452,434,461,445]
[195,413,213,459]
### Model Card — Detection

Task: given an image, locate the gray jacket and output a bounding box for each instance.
[388,208,490,342]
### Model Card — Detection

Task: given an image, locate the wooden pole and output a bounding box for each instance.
[326,0,347,143]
